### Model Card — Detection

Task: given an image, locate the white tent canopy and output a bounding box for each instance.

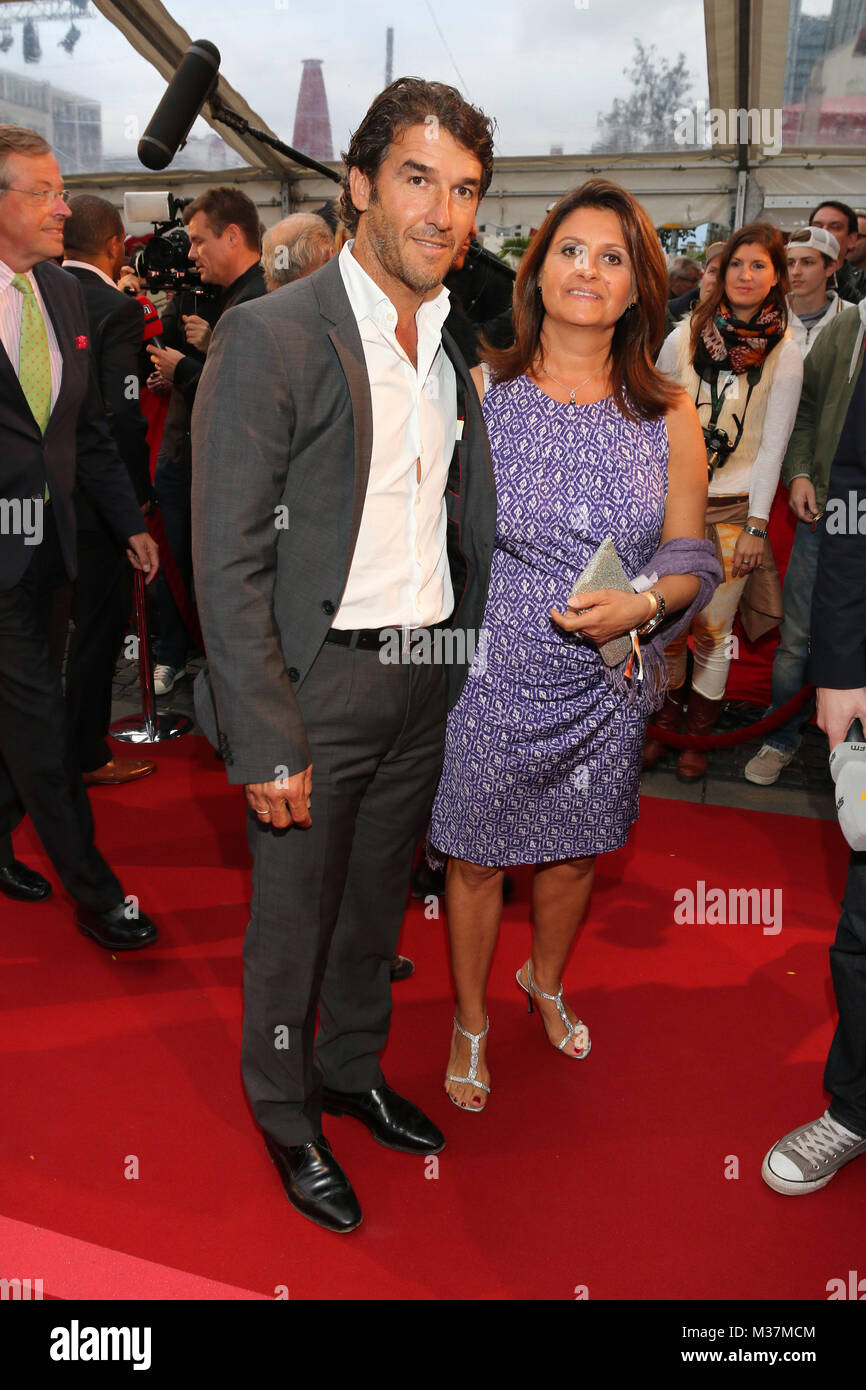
[3,0,863,232]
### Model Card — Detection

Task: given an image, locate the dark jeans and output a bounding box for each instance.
[825,848,866,1137]
[66,524,132,773]
[241,640,447,1147]
[0,506,122,909]
[153,446,192,670]
[764,520,822,755]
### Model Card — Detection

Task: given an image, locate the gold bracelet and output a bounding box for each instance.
[642,590,659,622]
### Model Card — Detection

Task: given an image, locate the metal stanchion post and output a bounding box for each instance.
[111,567,193,743]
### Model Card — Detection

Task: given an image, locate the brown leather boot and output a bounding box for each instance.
[642,685,687,770]
[676,691,722,782]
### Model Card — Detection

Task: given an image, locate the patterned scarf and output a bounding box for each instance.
[693,296,786,380]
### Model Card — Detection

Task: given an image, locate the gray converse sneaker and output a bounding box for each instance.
[153,664,186,696]
[745,744,794,786]
[762,1110,866,1195]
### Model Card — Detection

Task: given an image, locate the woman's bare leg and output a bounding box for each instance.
[517,855,595,1056]
[443,855,505,1108]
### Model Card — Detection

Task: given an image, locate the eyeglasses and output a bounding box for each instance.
[0,185,69,205]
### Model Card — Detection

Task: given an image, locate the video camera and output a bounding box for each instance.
[123,191,217,301]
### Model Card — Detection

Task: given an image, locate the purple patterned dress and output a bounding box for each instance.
[429,373,669,866]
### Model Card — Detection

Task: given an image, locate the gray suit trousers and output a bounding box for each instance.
[241,639,447,1146]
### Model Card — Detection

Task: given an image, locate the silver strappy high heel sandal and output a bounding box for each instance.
[445,1016,490,1111]
[516,960,591,1059]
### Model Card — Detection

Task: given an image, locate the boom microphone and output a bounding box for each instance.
[138,40,221,171]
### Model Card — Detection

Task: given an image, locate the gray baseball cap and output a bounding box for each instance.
[789,226,840,260]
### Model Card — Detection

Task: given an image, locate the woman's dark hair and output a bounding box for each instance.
[482,178,680,423]
[339,76,495,234]
[690,221,789,355]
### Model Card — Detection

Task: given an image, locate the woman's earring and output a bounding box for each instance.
[537,282,543,293]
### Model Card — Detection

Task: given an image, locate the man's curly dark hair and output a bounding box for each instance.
[339,76,495,234]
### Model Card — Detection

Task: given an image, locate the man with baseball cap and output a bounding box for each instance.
[782,226,852,359]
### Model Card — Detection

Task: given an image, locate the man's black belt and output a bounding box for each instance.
[325,620,451,651]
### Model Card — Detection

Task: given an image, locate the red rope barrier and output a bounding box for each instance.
[646,685,816,749]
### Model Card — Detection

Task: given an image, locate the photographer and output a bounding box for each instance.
[146,187,266,695]
[645,223,803,779]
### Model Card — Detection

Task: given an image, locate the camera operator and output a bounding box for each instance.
[146,187,266,695]
[762,306,866,1192]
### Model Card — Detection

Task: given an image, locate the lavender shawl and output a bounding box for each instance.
[602,536,723,709]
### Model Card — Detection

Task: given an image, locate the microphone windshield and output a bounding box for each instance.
[138,40,221,172]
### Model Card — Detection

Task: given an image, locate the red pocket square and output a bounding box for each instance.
[75,335,88,349]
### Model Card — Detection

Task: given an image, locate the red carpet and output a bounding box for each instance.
[2,734,863,1301]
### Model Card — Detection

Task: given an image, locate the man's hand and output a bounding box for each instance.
[789,476,819,523]
[183,314,212,353]
[117,271,142,295]
[127,530,159,583]
[245,764,313,830]
[817,687,866,751]
[551,588,651,643]
[147,344,184,382]
[146,369,172,396]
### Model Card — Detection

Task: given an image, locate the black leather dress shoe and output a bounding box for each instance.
[0,860,51,902]
[264,1132,362,1233]
[75,902,158,951]
[411,859,445,899]
[322,1082,445,1154]
[390,954,414,982]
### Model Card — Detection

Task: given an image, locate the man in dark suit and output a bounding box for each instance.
[0,124,160,949]
[192,78,497,1233]
[762,312,866,1193]
[61,194,156,787]
[147,188,266,698]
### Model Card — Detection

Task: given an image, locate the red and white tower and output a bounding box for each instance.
[292,59,334,161]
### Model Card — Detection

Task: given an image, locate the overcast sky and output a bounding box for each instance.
[0,0,715,158]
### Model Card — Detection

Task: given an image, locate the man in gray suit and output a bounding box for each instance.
[192,78,497,1233]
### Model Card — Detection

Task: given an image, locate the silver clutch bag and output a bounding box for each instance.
[568,537,635,666]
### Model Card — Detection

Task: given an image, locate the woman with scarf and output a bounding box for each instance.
[644,223,804,779]
[428,181,721,1112]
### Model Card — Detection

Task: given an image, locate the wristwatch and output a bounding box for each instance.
[637,588,666,636]
[743,523,768,539]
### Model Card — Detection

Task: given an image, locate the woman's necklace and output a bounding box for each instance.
[540,362,605,407]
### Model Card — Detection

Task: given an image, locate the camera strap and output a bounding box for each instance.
[698,361,764,460]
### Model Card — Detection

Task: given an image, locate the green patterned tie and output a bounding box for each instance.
[11,272,51,499]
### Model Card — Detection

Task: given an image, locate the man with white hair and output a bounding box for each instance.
[261,214,333,291]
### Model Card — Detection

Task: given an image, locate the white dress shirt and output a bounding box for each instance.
[334,239,457,629]
[0,256,63,409]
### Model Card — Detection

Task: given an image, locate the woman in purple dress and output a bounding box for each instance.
[430,181,717,1110]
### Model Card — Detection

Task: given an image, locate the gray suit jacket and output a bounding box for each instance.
[191,254,497,787]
